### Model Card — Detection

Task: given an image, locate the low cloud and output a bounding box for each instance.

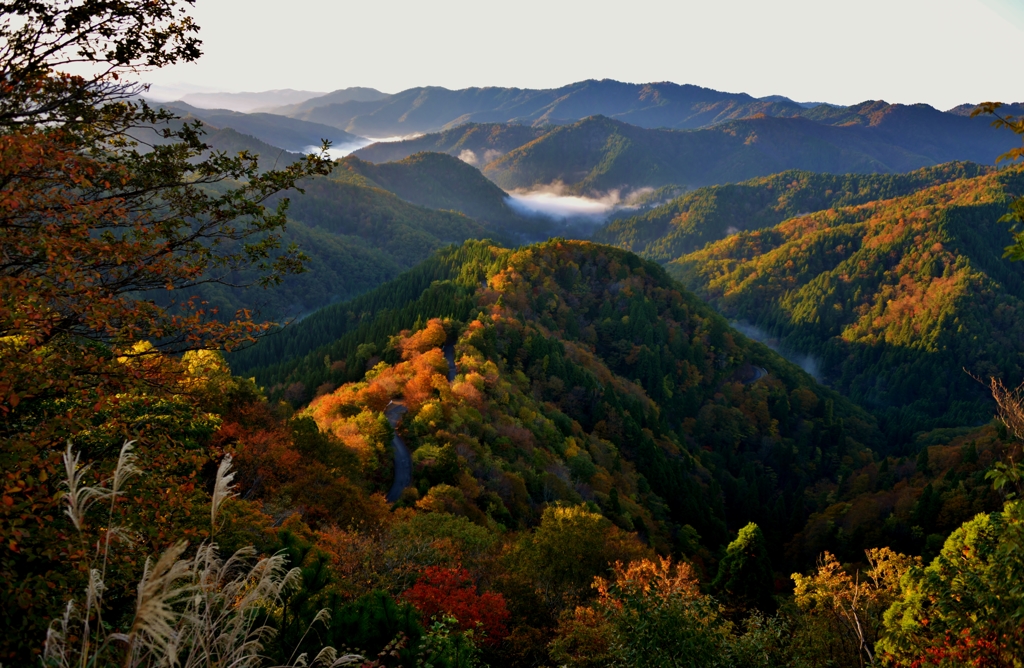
[506,183,652,224]
[459,149,504,167]
[507,191,618,221]
[304,133,423,160]
[730,320,822,381]
[307,141,370,160]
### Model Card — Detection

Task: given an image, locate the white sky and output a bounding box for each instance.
[144,0,1024,110]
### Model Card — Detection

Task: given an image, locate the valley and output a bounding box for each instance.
[7,8,1024,662]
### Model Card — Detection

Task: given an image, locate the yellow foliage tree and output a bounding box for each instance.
[792,548,918,667]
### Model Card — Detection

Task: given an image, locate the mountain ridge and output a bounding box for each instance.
[158,101,366,152]
[669,167,1024,443]
[264,79,1021,139]
[479,114,1013,195]
[592,162,994,261]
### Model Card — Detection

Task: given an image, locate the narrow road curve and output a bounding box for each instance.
[384,401,410,503]
[745,366,768,385]
[443,342,457,382]
[385,344,457,503]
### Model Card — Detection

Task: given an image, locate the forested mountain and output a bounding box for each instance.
[481,115,1016,195]
[333,152,551,239]
[159,101,366,152]
[191,174,503,320]
[220,238,1021,665]
[277,177,495,265]
[236,239,883,559]
[948,101,1024,117]
[194,216,403,321]
[594,162,992,261]
[202,126,304,166]
[670,167,1024,444]
[788,422,1013,565]
[353,122,547,165]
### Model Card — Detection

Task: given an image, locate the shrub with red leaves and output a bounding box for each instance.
[401,567,509,644]
[908,628,1012,668]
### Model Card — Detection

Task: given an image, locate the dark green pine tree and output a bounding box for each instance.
[712,522,776,613]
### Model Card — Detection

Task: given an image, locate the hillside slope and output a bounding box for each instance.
[234,240,882,563]
[276,177,493,269]
[189,177,500,321]
[202,127,304,167]
[669,167,1024,443]
[263,86,389,115]
[593,162,993,261]
[333,153,549,239]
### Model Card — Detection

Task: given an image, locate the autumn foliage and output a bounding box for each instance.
[402,566,510,643]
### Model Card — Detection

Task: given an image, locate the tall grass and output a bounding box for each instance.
[43,441,363,668]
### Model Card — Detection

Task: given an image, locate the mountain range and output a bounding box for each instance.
[265,79,1010,146]
[176,88,328,113]
[154,80,1024,442]
[149,80,1019,204]
[358,111,1016,196]
[268,80,811,136]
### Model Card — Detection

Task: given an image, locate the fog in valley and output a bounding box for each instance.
[730,320,822,381]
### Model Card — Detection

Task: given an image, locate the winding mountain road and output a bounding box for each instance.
[384,343,457,503]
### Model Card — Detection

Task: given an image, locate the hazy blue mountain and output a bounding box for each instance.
[202,127,304,168]
[285,79,809,136]
[178,89,325,113]
[161,102,365,152]
[266,87,390,116]
[946,102,1024,116]
[275,79,1018,142]
[759,94,831,109]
